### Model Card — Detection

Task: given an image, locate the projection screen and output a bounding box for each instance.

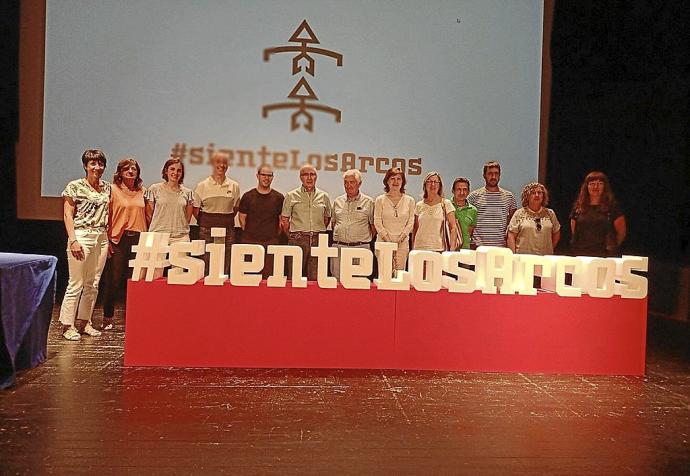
[18,0,548,220]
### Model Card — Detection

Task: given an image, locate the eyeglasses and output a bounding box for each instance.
[258,173,273,177]
[426,180,440,184]
[534,217,542,232]
[300,173,317,177]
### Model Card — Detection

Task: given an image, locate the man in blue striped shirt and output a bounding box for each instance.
[467,161,517,248]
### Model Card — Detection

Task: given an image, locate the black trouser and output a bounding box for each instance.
[199,225,235,275]
[102,231,140,319]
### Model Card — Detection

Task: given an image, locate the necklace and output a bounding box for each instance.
[527,206,544,216]
[386,195,402,217]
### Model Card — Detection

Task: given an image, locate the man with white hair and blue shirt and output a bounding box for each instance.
[330,169,375,280]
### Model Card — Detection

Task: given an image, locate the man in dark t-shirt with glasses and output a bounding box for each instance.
[238,165,285,279]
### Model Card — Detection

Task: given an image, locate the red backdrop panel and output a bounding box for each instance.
[124,280,397,369]
[394,290,647,375]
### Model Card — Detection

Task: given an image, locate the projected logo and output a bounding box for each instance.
[262,20,343,132]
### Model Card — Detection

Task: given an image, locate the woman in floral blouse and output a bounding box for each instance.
[59,149,111,341]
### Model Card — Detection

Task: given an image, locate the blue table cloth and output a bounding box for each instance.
[0,253,58,389]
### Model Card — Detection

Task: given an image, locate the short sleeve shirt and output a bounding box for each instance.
[570,203,623,255]
[145,182,195,236]
[281,187,332,233]
[467,187,517,247]
[193,176,240,214]
[414,199,454,252]
[332,193,374,243]
[507,207,561,255]
[61,178,111,231]
[238,188,285,242]
[451,200,477,250]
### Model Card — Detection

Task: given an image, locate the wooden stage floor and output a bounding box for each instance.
[1,305,689,475]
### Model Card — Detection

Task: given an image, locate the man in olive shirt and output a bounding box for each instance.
[281,164,331,280]
[238,164,284,279]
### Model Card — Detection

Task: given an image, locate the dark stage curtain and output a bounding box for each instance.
[547,0,690,262]
[0,1,67,294]
[0,1,19,249]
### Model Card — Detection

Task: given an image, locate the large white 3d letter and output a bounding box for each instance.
[373,242,410,290]
[204,227,228,285]
[574,257,616,298]
[442,250,477,293]
[409,250,443,292]
[614,255,649,299]
[230,244,265,287]
[513,254,553,296]
[266,245,307,288]
[541,256,584,297]
[168,240,205,285]
[340,247,373,289]
[475,246,515,294]
[130,231,171,281]
[311,234,337,289]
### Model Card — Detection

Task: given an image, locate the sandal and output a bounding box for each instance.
[82,323,102,337]
[102,318,113,331]
[63,327,81,341]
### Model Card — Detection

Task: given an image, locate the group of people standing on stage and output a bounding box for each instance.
[58,149,627,341]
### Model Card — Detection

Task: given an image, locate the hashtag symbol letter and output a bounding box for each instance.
[170,142,187,160]
[130,232,171,281]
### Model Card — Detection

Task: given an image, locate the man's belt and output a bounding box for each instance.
[288,231,323,239]
[332,240,371,246]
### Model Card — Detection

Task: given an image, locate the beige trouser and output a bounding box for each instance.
[59,230,108,327]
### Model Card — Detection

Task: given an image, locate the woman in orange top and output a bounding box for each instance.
[101,158,148,330]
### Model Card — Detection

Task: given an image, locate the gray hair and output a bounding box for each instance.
[343,169,362,184]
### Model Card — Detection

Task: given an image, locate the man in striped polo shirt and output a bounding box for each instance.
[467,161,517,248]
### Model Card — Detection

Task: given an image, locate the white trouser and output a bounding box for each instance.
[59,230,109,327]
[375,238,410,276]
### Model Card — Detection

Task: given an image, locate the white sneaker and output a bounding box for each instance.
[82,323,102,337]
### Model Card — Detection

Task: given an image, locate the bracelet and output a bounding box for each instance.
[69,239,78,246]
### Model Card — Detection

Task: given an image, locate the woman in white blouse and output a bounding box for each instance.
[412,171,459,252]
[373,167,416,273]
[145,158,195,243]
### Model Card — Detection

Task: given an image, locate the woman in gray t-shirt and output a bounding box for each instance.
[145,158,195,243]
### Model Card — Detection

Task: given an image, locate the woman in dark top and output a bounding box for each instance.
[570,171,626,257]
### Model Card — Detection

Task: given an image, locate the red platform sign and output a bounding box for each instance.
[124,280,647,375]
